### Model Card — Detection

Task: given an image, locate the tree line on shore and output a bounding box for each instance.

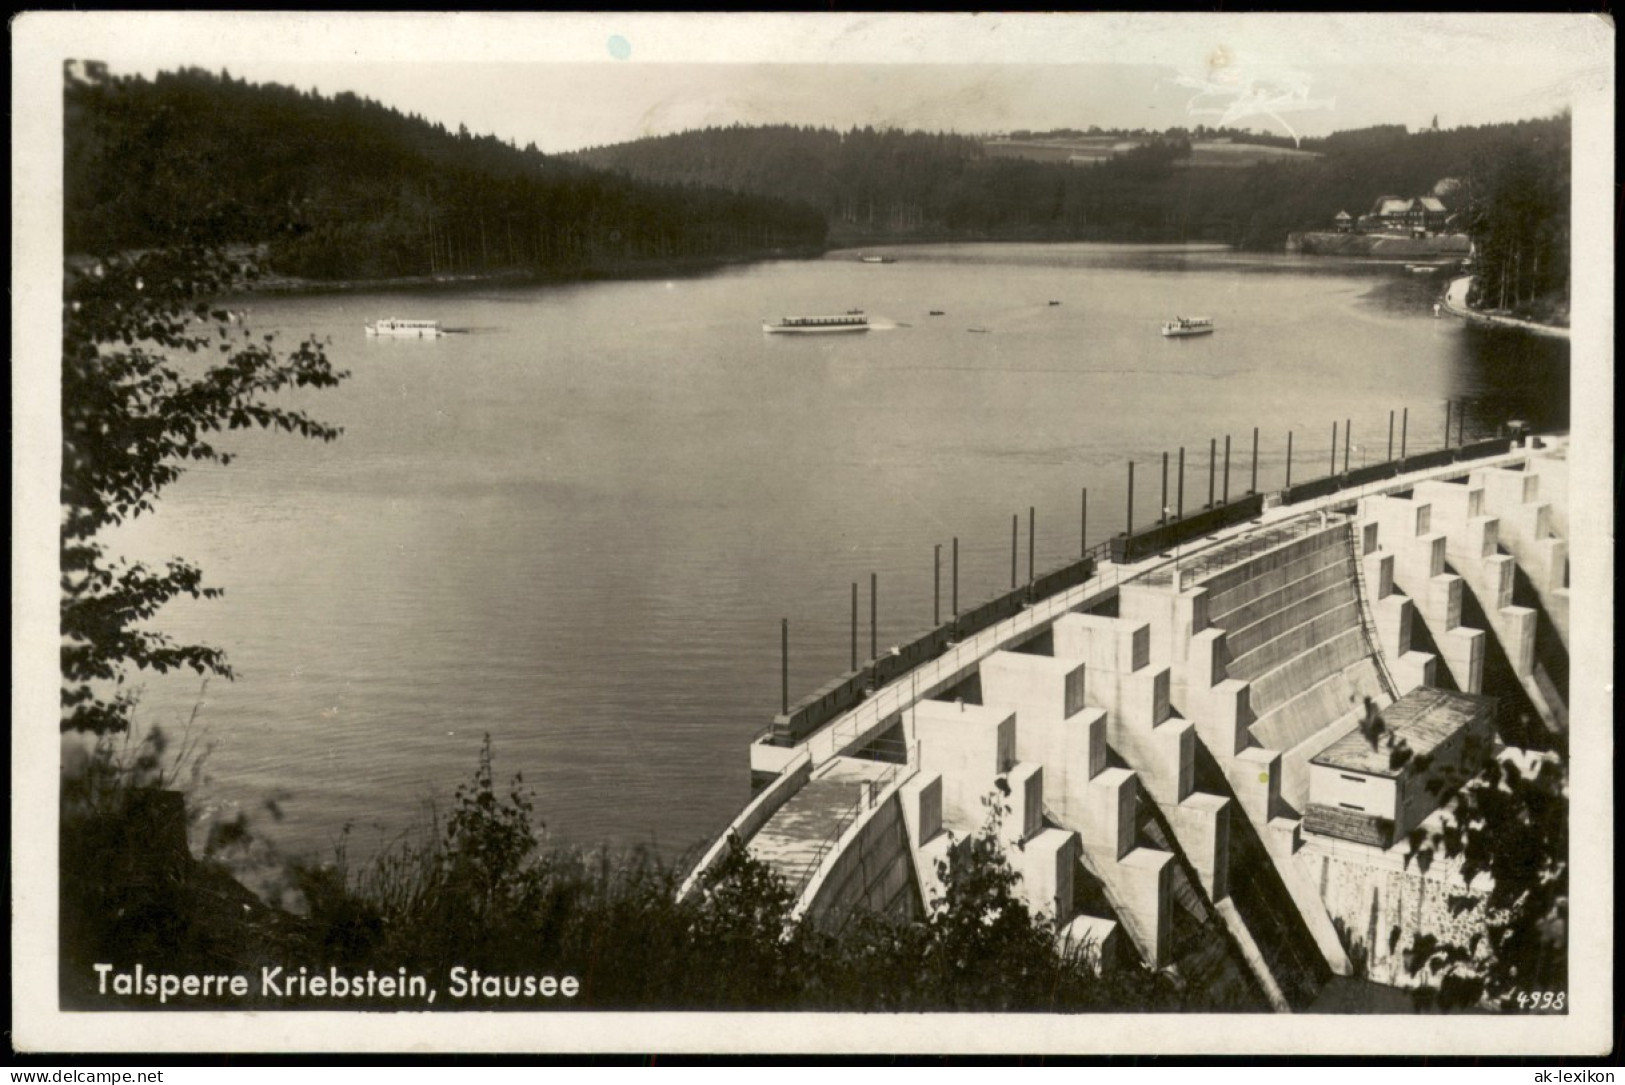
[1463,137,1571,324]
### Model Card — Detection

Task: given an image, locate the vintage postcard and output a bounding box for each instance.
[11,11,1614,1057]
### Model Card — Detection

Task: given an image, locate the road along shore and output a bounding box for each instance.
[1440,276,1570,340]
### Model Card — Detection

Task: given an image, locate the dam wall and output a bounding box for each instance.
[802,786,918,930]
[720,435,1566,1005]
[1359,469,1566,735]
[1300,824,1488,988]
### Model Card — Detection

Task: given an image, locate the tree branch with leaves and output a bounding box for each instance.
[1404,751,1567,1010]
[61,245,348,734]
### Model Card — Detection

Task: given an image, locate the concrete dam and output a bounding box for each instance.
[680,433,1570,1008]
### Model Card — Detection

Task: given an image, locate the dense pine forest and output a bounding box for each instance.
[64,64,828,281]
[1462,139,1572,324]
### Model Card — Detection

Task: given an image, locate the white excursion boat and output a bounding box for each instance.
[858,255,896,264]
[366,318,444,338]
[1161,316,1215,338]
[763,312,870,334]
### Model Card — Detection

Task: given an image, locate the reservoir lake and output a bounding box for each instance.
[105,243,1570,864]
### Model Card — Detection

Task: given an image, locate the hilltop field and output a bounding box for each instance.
[984,135,1321,168]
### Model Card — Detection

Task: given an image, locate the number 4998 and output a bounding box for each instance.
[1517,990,1566,1011]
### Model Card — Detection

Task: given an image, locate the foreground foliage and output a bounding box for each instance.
[1405,750,1568,1011]
[294,737,1191,1010]
[64,736,1203,1011]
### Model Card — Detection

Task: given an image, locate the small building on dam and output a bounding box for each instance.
[1305,687,1496,850]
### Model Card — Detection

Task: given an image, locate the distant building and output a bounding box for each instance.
[1408,196,1449,235]
[1333,210,1354,233]
[1364,194,1450,237]
[1303,687,1497,849]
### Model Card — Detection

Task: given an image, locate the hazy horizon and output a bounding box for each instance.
[77,59,1581,158]
[36,13,1606,155]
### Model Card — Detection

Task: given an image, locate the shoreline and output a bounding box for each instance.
[1441,275,1570,340]
[218,247,829,298]
[130,237,1306,299]
[1287,231,1472,260]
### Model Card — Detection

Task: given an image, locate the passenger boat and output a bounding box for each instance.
[366,318,444,338]
[762,312,870,334]
[1160,316,1214,338]
[858,255,896,264]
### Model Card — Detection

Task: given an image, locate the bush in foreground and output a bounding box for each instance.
[64,735,1223,1011]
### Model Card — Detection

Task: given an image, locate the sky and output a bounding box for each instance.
[22,12,1613,154]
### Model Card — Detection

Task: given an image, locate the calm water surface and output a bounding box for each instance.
[107,244,1569,861]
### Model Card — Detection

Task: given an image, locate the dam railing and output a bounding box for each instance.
[1343,519,1400,699]
[801,563,1136,770]
[768,436,1527,752]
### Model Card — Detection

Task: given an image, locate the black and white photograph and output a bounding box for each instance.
[11,11,1614,1058]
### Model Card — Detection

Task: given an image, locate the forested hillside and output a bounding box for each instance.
[64,62,1569,314]
[573,117,1571,258]
[64,64,828,280]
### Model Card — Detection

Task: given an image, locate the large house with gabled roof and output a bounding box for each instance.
[1358,194,1450,237]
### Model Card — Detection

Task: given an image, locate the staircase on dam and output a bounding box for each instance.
[1470,455,1571,725]
[1198,521,1393,812]
[745,756,904,903]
